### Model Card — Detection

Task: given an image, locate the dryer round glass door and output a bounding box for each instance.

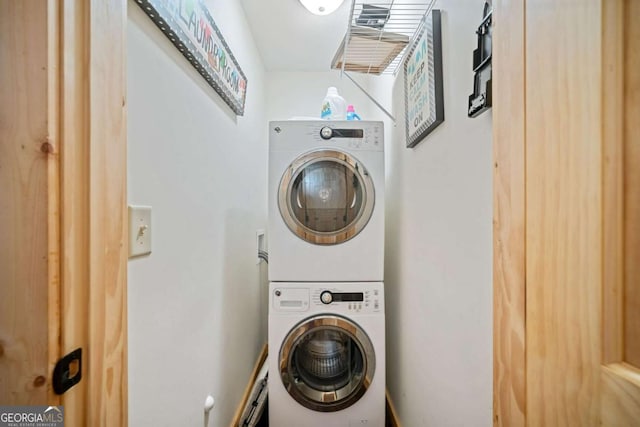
[278,149,375,245]
[279,314,376,412]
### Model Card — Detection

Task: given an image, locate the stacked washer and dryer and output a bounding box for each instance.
[268,120,386,426]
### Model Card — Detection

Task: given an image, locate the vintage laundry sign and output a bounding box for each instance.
[135,0,248,115]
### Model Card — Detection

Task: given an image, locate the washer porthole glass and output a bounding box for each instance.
[279,315,376,413]
[292,329,364,392]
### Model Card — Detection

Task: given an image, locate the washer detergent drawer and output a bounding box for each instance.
[272,287,310,312]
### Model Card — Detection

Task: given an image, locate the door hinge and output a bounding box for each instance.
[53,348,82,395]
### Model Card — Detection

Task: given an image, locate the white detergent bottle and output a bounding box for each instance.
[320,87,347,120]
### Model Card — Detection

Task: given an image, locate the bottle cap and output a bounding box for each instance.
[327,87,339,95]
[347,105,355,112]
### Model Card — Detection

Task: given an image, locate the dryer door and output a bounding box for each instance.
[279,314,376,412]
[279,149,375,245]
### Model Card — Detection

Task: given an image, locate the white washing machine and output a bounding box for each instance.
[268,281,385,427]
[268,120,385,282]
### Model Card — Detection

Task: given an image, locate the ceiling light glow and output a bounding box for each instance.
[299,0,345,16]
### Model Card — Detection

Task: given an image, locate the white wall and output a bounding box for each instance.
[266,71,379,121]
[127,1,268,425]
[369,1,493,425]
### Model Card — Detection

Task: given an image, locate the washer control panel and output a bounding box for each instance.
[271,284,383,314]
[312,288,382,313]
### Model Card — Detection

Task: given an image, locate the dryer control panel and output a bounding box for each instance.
[316,124,381,149]
[269,120,384,152]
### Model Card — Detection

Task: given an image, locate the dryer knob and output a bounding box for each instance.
[320,291,333,304]
[320,127,333,140]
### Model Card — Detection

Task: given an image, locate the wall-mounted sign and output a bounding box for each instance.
[404,9,444,148]
[134,0,248,116]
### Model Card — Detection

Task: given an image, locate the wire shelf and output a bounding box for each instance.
[332,0,437,76]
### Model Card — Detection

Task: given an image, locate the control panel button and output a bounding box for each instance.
[320,291,333,304]
[320,127,333,140]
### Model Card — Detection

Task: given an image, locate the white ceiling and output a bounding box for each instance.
[240,0,352,71]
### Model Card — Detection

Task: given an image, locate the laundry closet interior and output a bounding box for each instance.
[134,0,493,424]
[3,0,639,426]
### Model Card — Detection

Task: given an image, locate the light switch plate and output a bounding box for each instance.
[128,205,152,258]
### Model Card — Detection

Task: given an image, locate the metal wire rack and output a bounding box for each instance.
[333,0,437,76]
[331,0,437,121]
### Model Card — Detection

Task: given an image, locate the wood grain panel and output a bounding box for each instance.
[0,0,58,405]
[602,0,625,366]
[525,0,602,425]
[86,0,128,424]
[623,0,640,369]
[46,0,62,408]
[492,1,526,426]
[59,0,90,421]
[600,3,640,425]
[601,364,640,426]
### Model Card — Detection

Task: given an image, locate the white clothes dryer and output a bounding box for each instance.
[268,281,385,427]
[268,120,385,282]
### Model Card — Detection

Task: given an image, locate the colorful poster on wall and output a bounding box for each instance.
[404,9,444,148]
[134,0,248,116]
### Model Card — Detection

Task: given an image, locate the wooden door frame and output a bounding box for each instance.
[59,0,128,424]
[492,0,526,425]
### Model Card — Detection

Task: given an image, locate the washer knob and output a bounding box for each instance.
[320,127,333,140]
[320,291,333,304]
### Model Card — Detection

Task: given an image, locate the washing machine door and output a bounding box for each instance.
[278,149,375,245]
[279,314,376,412]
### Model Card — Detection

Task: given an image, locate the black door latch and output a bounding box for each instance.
[52,348,82,395]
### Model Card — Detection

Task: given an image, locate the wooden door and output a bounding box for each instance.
[0,0,60,407]
[493,0,640,425]
[0,1,127,425]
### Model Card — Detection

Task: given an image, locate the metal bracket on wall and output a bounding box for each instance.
[343,71,396,122]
